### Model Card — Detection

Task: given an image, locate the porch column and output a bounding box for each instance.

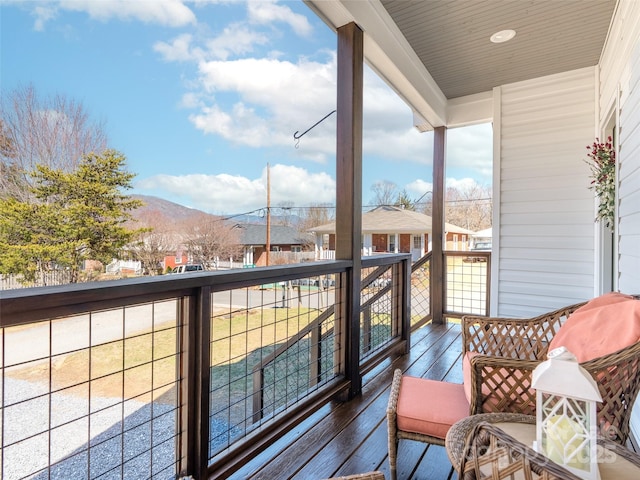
[335,21,363,398]
[363,233,373,256]
[431,126,446,324]
[314,233,322,260]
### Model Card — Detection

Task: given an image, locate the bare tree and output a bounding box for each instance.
[179,213,242,266]
[298,203,335,232]
[370,180,399,207]
[274,200,295,227]
[1,84,108,199]
[126,210,176,275]
[444,184,492,231]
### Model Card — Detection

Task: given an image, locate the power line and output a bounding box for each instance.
[204,197,492,222]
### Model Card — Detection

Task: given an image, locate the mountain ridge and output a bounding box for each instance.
[131,194,212,222]
[130,194,289,225]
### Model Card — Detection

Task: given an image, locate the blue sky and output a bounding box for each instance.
[1,0,493,215]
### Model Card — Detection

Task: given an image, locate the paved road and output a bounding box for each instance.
[212,285,336,310]
[5,283,438,367]
[5,287,336,367]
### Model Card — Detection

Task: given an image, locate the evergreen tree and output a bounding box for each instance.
[0,150,143,283]
[395,189,415,210]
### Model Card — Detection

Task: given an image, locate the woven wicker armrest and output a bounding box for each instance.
[386,369,402,420]
[597,438,640,469]
[469,355,540,415]
[322,472,385,480]
[581,341,640,444]
[458,421,582,480]
[462,302,585,360]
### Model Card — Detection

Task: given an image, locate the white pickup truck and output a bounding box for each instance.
[171,264,204,274]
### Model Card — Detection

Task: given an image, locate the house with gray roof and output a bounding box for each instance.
[309,205,474,261]
[237,224,314,266]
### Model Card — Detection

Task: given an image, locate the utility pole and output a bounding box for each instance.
[266,163,271,266]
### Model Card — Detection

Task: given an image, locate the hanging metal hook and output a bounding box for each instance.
[293,109,336,149]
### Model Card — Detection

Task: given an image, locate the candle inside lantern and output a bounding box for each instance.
[545,414,589,470]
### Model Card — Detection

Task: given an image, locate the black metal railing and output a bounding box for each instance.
[444,251,491,317]
[0,251,490,480]
[248,255,412,428]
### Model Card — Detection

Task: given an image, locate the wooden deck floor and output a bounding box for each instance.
[229,322,463,480]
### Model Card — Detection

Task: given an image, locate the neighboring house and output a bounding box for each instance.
[160,225,314,269]
[471,227,492,249]
[163,251,188,271]
[105,260,143,275]
[309,205,474,261]
[237,224,315,267]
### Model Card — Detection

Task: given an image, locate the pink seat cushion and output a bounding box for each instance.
[396,376,469,439]
[549,293,640,363]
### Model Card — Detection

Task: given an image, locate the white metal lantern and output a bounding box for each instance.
[531,347,602,480]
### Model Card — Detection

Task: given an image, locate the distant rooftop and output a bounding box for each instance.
[237,224,314,246]
[309,205,473,235]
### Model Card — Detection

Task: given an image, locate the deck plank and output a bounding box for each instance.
[228,322,463,480]
[291,386,390,478]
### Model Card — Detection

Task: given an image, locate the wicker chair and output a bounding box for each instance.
[462,301,640,443]
[387,299,640,480]
[458,421,640,479]
[458,421,583,480]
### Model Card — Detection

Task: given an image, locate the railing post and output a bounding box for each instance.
[181,287,211,480]
[178,296,196,478]
[362,306,371,354]
[197,286,212,479]
[310,322,322,387]
[398,257,412,352]
[252,367,264,423]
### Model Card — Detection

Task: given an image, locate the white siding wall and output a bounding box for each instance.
[618,46,640,294]
[600,0,640,295]
[494,68,596,317]
[599,0,640,446]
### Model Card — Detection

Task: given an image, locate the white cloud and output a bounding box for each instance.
[447,123,493,177]
[154,33,203,62]
[179,92,204,109]
[32,5,58,31]
[206,24,269,60]
[26,0,197,30]
[247,0,312,37]
[406,179,433,199]
[183,56,444,167]
[70,0,196,25]
[148,5,475,175]
[406,177,490,198]
[136,164,336,213]
[155,25,270,63]
[446,177,485,191]
[188,55,337,155]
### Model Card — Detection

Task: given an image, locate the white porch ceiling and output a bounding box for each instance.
[306,0,617,127]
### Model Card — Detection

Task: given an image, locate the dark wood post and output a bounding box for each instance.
[335,21,363,398]
[178,297,195,478]
[399,255,412,351]
[183,286,211,479]
[431,126,446,324]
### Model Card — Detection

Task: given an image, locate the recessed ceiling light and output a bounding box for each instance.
[490,29,516,43]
